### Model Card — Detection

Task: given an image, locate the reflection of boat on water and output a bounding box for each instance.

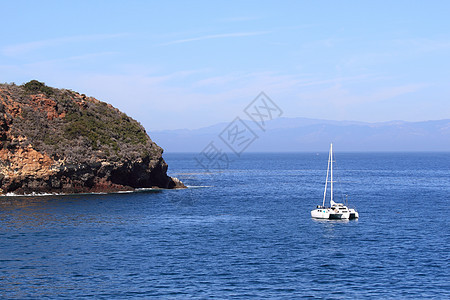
[311,143,359,220]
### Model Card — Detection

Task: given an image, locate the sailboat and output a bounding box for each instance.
[311,143,359,220]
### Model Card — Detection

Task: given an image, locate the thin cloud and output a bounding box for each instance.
[218,16,262,22]
[394,38,450,53]
[159,31,272,46]
[25,52,119,66]
[193,72,373,90]
[2,33,129,56]
[369,83,431,102]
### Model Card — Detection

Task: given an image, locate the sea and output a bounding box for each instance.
[0,152,449,299]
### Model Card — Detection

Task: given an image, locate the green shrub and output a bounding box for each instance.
[22,80,54,96]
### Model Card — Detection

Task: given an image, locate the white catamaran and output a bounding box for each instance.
[311,143,359,220]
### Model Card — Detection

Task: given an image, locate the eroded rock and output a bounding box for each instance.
[0,81,185,195]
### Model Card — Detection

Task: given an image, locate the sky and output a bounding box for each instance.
[1,0,449,130]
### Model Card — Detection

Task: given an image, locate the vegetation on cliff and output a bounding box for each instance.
[0,80,183,194]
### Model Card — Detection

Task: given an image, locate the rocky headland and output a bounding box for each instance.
[0,80,185,195]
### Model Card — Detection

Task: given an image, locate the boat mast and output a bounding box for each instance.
[330,143,333,205]
[322,146,331,207]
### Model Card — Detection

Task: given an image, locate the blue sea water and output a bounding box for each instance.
[0,152,449,299]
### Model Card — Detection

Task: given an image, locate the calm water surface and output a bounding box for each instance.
[1,153,449,298]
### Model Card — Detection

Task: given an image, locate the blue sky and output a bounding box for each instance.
[1,1,449,130]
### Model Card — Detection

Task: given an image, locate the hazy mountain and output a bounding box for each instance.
[151,117,450,152]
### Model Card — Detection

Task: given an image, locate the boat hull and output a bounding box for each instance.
[311,206,357,220]
[311,208,330,219]
[329,211,350,219]
[349,209,359,219]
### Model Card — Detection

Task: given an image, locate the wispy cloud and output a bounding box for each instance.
[218,16,262,22]
[159,31,272,46]
[193,71,373,90]
[2,33,129,56]
[341,37,450,69]
[305,82,431,108]
[24,52,119,67]
[393,38,450,54]
[369,83,431,102]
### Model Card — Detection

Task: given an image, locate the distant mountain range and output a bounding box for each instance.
[151,117,450,152]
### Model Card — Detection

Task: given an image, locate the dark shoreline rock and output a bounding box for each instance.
[0,80,185,195]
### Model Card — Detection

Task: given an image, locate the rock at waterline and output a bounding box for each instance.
[0,80,185,195]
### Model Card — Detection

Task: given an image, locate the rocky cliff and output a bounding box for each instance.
[0,80,185,195]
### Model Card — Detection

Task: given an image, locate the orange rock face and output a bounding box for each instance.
[29,94,66,120]
[0,145,55,178]
[0,90,22,118]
